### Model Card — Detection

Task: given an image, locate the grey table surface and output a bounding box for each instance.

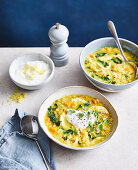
[0,48,138,170]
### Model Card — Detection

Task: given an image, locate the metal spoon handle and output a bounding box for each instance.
[107,20,127,62]
[35,139,53,170]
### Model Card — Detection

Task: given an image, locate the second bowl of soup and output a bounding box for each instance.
[80,37,138,92]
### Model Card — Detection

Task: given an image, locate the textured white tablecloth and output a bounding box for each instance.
[0,48,138,170]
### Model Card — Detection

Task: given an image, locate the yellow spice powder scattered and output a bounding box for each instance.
[7,92,27,104]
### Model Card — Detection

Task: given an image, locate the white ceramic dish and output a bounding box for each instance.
[80,37,138,92]
[9,53,55,90]
[38,86,118,150]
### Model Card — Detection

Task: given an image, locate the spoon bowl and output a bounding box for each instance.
[107,20,138,79]
[20,115,38,139]
[20,115,53,170]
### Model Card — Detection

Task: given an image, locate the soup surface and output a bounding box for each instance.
[45,94,113,148]
[84,47,138,84]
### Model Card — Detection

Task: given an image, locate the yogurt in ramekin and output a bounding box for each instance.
[9,53,55,90]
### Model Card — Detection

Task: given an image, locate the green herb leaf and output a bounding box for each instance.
[101,76,110,81]
[61,128,74,135]
[60,127,66,133]
[48,111,61,126]
[56,121,61,126]
[92,110,99,116]
[65,129,74,135]
[88,126,94,133]
[88,128,94,133]
[63,136,67,140]
[97,123,103,131]
[48,106,52,113]
[69,110,75,114]
[96,53,107,57]
[91,71,95,78]
[77,104,82,109]
[111,57,122,64]
[124,74,129,78]
[97,59,109,67]
[48,104,58,111]
[52,103,58,110]
[48,107,61,126]
[116,57,122,64]
[88,121,94,132]
[88,134,96,140]
[87,111,91,118]
[84,101,90,106]
[74,129,79,134]
[103,118,110,124]
[95,120,101,125]
[77,112,84,118]
[96,132,101,135]
[48,112,56,122]
[88,121,92,128]
[84,101,90,110]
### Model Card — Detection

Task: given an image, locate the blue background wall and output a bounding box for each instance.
[0,0,137,47]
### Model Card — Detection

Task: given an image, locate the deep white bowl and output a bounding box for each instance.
[38,86,118,150]
[9,53,55,90]
[80,37,138,92]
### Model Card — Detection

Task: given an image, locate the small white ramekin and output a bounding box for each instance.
[9,53,55,90]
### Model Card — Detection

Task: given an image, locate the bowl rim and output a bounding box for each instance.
[38,85,118,150]
[79,37,138,87]
[9,53,55,88]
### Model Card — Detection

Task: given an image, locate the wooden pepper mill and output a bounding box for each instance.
[48,23,69,67]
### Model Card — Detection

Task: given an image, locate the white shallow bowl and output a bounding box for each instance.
[80,37,138,92]
[9,53,55,90]
[38,86,118,150]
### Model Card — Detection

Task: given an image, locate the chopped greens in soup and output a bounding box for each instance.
[84,47,138,85]
[45,94,113,148]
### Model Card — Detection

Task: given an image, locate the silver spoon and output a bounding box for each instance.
[107,20,138,79]
[20,115,53,170]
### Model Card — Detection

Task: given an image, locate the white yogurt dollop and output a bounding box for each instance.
[67,109,96,129]
[15,61,51,85]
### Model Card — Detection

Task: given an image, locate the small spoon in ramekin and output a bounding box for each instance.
[107,20,138,79]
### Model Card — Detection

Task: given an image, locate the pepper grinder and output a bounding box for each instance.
[48,23,69,67]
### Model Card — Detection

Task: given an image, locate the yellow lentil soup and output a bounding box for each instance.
[84,47,138,85]
[45,94,113,148]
